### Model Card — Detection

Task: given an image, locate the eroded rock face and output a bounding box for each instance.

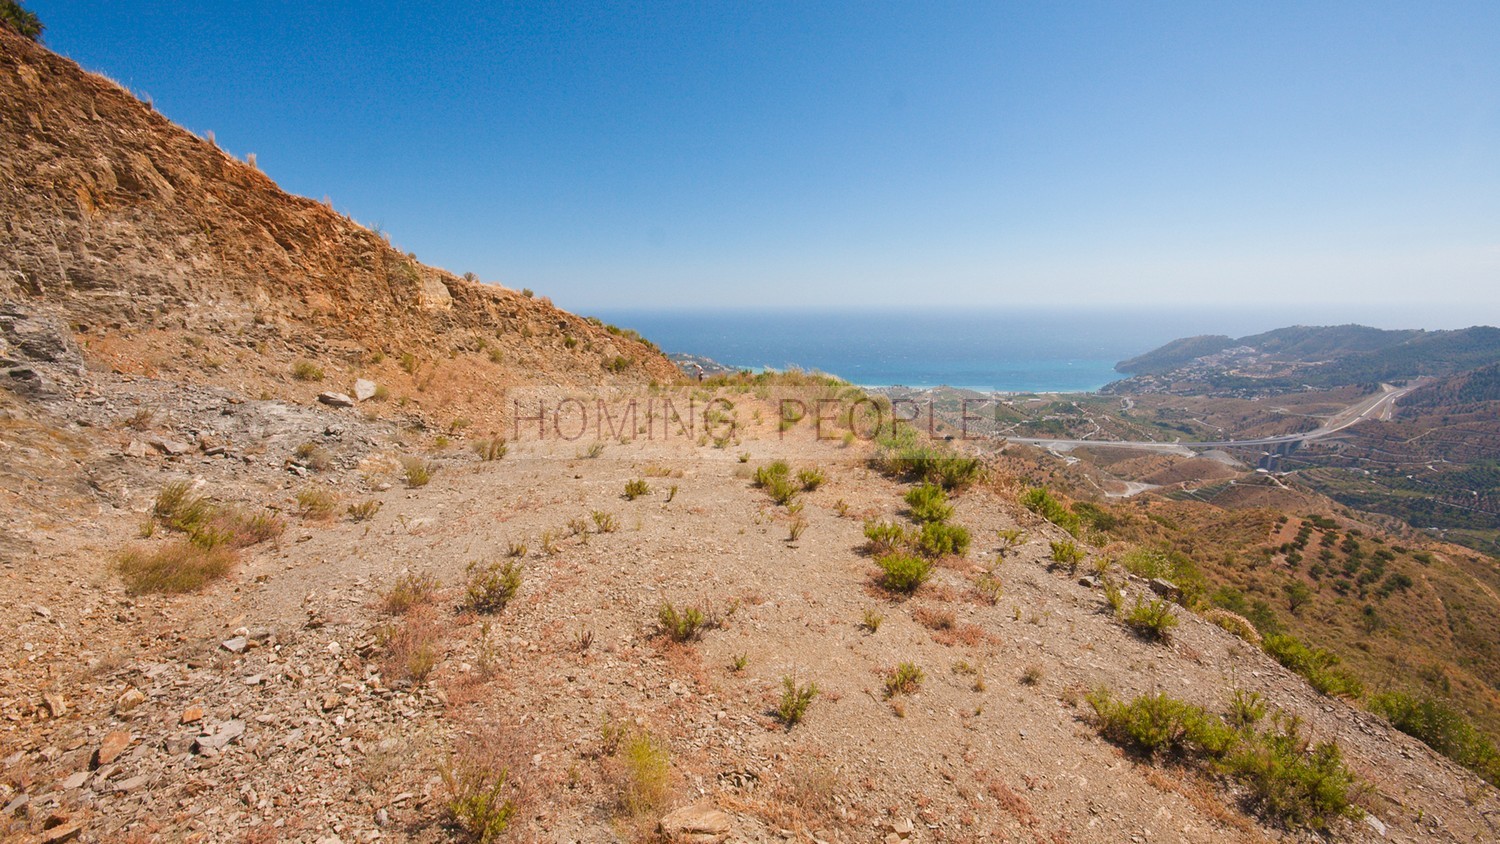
[0,304,81,366]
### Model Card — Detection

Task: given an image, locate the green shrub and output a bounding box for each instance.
[154,481,213,534]
[860,608,883,632]
[658,601,707,642]
[613,729,670,817]
[1019,487,1080,535]
[1124,597,1178,642]
[623,478,650,500]
[863,519,912,555]
[796,467,826,491]
[918,521,971,558]
[1263,634,1364,699]
[462,560,521,613]
[871,427,981,489]
[876,552,931,594]
[1049,539,1084,567]
[1370,691,1500,785]
[904,483,953,523]
[1224,713,1361,831]
[777,676,818,727]
[753,461,798,505]
[439,757,514,843]
[1089,689,1361,831]
[884,662,925,697]
[1,1,44,41]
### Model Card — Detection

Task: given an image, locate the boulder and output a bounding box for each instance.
[658,803,732,843]
[353,379,377,402]
[317,392,355,408]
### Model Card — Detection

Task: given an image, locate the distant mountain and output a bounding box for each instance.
[1112,324,1500,393]
[1115,334,1234,375]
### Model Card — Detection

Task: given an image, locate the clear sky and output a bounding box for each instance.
[27,1,1500,320]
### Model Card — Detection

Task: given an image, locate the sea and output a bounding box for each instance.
[590,305,1480,394]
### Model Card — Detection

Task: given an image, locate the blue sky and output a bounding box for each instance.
[28,1,1500,320]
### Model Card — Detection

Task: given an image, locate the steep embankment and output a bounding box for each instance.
[0,26,677,402]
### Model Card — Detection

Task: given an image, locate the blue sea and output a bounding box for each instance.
[590,306,1474,394]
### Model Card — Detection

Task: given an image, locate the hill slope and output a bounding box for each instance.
[0,26,676,395]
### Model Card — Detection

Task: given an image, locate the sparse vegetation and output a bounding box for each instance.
[1088,688,1362,831]
[861,608,884,632]
[884,662,925,697]
[1123,597,1178,642]
[777,676,818,727]
[796,466,826,491]
[296,487,339,520]
[382,570,439,615]
[1019,486,1080,535]
[462,560,522,614]
[473,437,508,461]
[623,479,650,500]
[116,541,236,595]
[609,728,671,818]
[1262,634,1364,698]
[402,456,435,488]
[591,510,619,533]
[291,360,325,381]
[1049,539,1084,567]
[1370,691,1500,786]
[752,461,799,505]
[863,519,911,555]
[347,500,382,522]
[438,755,516,843]
[876,552,931,594]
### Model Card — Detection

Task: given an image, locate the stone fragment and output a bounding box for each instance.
[180,704,205,724]
[40,822,82,843]
[60,772,89,790]
[115,688,146,714]
[42,692,67,718]
[124,439,151,458]
[353,379,377,402]
[196,719,246,752]
[149,437,192,455]
[221,636,248,654]
[317,392,355,408]
[321,694,343,712]
[95,730,131,767]
[658,803,732,843]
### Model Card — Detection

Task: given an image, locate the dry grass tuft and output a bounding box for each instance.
[117,541,237,594]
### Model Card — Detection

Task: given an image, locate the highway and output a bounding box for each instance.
[1003,383,1416,454]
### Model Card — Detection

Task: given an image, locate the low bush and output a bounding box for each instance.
[382,570,439,615]
[1263,634,1364,699]
[658,601,708,642]
[1202,608,1262,646]
[863,519,911,555]
[1089,689,1362,831]
[1370,691,1500,786]
[296,487,339,520]
[1049,539,1084,568]
[876,552,931,594]
[905,483,953,523]
[402,456,434,488]
[347,500,382,522]
[796,467,826,491]
[623,479,650,500]
[1018,487,1080,535]
[1124,597,1178,642]
[884,662,925,697]
[777,676,818,727]
[439,755,515,843]
[918,520,971,558]
[117,541,236,594]
[462,560,521,614]
[473,437,508,461]
[291,360,325,381]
